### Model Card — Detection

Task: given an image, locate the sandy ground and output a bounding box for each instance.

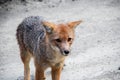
[0,0,120,80]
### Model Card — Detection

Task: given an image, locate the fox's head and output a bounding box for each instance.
[43,20,82,56]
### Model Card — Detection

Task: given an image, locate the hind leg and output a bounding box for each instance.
[20,49,31,80]
[17,24,31,80]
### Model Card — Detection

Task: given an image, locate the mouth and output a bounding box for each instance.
[62,53,69,56]
[50,45,70,56]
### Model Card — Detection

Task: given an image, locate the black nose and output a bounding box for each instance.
[64,50,70,55]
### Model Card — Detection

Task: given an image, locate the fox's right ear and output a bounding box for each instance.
[42,21,56,34]
[67,20,82,29]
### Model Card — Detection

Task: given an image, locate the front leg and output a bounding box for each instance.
[51,63,63,80]
[35,67,46,80]
[35,62,46,80]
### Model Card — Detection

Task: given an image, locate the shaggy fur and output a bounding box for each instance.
[17,16,48,61]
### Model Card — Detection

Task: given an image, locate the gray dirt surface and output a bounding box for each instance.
[0,0,120,80]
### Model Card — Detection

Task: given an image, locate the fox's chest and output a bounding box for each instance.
[46,53,65,67]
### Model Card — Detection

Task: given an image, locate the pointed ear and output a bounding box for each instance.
[67,20,82,29]
[42,21,56,34]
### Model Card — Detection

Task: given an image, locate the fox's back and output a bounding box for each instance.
[17,16,46,54]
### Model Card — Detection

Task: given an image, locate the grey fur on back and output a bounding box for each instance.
[17,16,47,59]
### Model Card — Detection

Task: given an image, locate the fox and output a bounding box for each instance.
[16,16,82,80]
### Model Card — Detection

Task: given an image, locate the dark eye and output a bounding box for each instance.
[55,39,61,42]
[68,38,72,42]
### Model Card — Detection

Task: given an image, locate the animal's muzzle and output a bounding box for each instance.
[63,50,70,56]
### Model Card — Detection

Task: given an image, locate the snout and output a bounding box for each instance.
[63,50,70,56]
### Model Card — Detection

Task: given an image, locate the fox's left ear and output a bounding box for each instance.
[42,21,56,34]
[67,20,82,29]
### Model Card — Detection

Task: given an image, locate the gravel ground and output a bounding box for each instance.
[0,0,120,80]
